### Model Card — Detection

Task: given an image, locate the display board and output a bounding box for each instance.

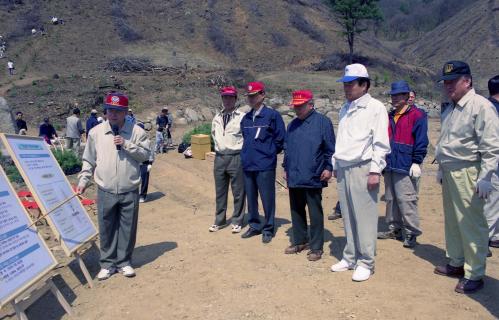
[0,165,57,308]
[0,134,97,256]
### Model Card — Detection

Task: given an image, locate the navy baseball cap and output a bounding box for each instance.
[389,80,411,95]
[438,60,471,81]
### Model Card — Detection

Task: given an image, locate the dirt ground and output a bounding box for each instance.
[1,119,498,320]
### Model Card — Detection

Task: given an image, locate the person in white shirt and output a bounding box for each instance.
[330,64,390,282]
[7,60,14,75]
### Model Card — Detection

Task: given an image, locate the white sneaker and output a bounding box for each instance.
[97,268,115,281]
[231,224,242,233]
[139,197,145,203]
[209,225,220,232]
[352,265,372,282]
[120,265,136,278]
[330,259,355,272]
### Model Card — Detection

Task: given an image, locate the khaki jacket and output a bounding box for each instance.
[436,88,499,180]
[78,121,151,194]
[211,108,246,154]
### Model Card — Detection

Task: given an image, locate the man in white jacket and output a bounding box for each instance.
[209,86,246,233]
[330,64,391,282]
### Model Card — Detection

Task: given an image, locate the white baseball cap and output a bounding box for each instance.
[337,63,369,82]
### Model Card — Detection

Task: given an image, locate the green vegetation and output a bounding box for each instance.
[52,149,82,175]
[326,0,383,63]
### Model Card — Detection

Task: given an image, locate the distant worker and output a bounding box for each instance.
[86,109,100,137]
[7,60,14,75]
[15,112,28,135]
[65,108,84,154]
[485,75,499,249]
[39,117,58,144]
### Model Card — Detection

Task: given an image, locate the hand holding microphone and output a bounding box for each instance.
[112,124,124,150]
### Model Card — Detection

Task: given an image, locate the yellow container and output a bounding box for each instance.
[191,134,211,160]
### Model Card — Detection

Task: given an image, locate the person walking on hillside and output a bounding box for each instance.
[39,117,58,144]
[283,90,335,261]
[86,109,100,137]
[77,92,151,280]
[15,112,28,135]
[7,60,14,75]
[330,64,390,282]
[65,108,84,154]
[377,81,429,248]
[209,86,246,234]
[240,81,286,244]
[433,61,499,294]
[484,75,499,250]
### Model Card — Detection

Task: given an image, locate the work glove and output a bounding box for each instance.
[147,164,152,172]
[409,163,422,178]
[436,170,442,185]
[476,179,494,199]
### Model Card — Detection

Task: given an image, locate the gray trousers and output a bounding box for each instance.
[337,160,379,270]
[484,171,499,242]
[65,137,80,154]
[97,188,140,269]
[384,171,422,236]
[214,153,245,226]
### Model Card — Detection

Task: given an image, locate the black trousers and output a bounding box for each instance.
[140,164,150,198]
[288,187,324,251]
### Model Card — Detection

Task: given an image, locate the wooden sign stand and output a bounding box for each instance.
[0,134,98,289]
[10,275,73,320]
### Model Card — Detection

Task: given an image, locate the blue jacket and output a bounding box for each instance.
[385,105,429,175]
[284,110,335,188]
[86,115,99,137]
[241,105,285,171]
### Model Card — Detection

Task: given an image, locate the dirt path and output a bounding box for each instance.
[1,120,497,320]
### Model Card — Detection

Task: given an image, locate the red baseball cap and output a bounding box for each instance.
[220,86,238,97]
[246,82,265,96]
[290,90,313,106]
[104,92,129,110]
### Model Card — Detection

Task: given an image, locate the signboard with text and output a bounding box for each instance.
[0,134,97,256]
[0,165,57,308]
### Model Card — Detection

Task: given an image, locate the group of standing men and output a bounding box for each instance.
[210,61,499,293]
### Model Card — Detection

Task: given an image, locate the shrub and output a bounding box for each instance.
[270,32,289,47]
[182,123,214,150]
[207,24,236,58]
[5,164,23,184]
[52,149,82,175]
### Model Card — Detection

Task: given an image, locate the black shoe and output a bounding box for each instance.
[490,239,499,248]
[327,211,342,220]
[403,235,417,248]
[241,228,261,239]
[377,229,403,240]
[455,278,484,294]
[262,234,273,244]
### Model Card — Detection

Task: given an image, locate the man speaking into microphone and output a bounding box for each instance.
[77,92,151,280]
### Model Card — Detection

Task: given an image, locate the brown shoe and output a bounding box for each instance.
[284,243,309,254]
[434,264,465,278]
[307,250,323,261]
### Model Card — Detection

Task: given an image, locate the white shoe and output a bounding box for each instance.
[352,265,372,282]
[120,265,136,278]
[209,225,220,232]
[139,197,145,203]
[331,259,355,272]
[231,224,242,233]
[97,268,115,281]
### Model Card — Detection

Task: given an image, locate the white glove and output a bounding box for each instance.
[436,170,442,185]
[476,179,493,199]
[147,164,152,172]
[409,163,421,178]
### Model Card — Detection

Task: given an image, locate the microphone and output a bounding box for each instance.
[112,124,121,150]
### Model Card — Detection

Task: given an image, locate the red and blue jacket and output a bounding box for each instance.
[385,105,429,175]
